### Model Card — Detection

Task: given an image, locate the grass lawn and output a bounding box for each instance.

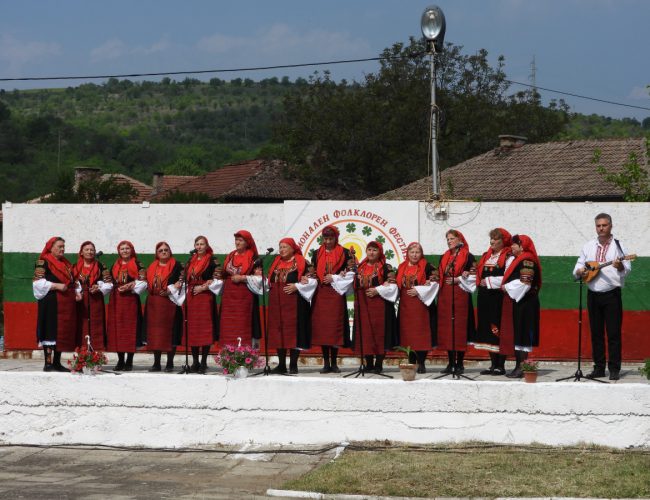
[283,442,650,498]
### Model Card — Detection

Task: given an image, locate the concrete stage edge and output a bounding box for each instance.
[1,372,648,449]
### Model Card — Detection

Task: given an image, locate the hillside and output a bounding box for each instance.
[0,75,648,202]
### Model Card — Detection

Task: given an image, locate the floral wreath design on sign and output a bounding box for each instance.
[304,219,404,269]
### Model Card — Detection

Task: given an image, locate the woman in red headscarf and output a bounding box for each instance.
[436,230,476,375]
[184,235,220,374]
[144,241,184,372]
[106,240,146,371]
[310,225,353,373]
[219,230,262,349]
[396,242,438,374]
[352,241,398,374]
[33,237,77,371]
[267,237,315,374]
[74,241,112,351]
[501,234,542,378]
[470,227,512,376]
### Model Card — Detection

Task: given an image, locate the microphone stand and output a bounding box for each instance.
[435,247,473,380]
[557,276,608,383]
[178,251,193,375]
[252,248,275,377]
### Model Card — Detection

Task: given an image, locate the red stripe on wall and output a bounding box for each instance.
[5,303,650,361]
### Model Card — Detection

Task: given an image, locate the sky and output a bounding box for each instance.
[1,0,648,121]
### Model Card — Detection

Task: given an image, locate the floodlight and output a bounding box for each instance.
[421,5,446,52]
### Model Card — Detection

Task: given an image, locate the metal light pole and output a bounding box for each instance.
[421,5,446,199]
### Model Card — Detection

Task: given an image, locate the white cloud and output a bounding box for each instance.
[90,37,171,62]
[0,34,61,74]
[196,23,371,60]
[90,38,127,62]
[628,85,650,100]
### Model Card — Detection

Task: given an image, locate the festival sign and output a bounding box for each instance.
[284,201,419,268]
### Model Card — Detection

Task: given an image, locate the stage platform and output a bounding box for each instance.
[1,355,648,450]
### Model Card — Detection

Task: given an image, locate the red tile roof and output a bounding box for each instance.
[101,174,153,203]
[158,175,197,193]
[373,138,648,201]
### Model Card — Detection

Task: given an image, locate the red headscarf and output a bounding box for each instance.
[316,225,346,281]
[111,240,140,281]
[268,237,307,279]
[40,237,73,285]
[396,242,428,289]
[187,235,214,280]
[73,240,100,286]
[223,230,259,276]
[439,230,470,285]
[476,228,512,283]
[358,240,386,279]
[502,234,543,289]
[146,241,178,291]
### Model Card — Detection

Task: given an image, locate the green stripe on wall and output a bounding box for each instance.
[4,253,649,310]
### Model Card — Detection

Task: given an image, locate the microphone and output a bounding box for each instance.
[266,247,274,254]
[95,251,104,258]
[189,249,197,255]
[455,243,464,249]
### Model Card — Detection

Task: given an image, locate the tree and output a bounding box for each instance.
[274,38,569,195]
[44,170,137,203]
[594,147,650,202]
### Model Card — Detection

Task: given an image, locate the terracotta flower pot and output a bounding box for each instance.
[523,371,538,383]
[399,363,417,381]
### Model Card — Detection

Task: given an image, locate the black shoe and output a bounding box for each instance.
[289,367,298,375]
[330,365,341,374]
[374,366,383,374]
[270,366,288,374]
[586,369,606,379]
[440,364,453,374]
[319,366,332,374]
[148,365,162,372]
[123,364,133,372]
[480,367,495,375]
[197,365,207,375]
[164,365,174,373]
[114,361,125,371]
[491,367,506,376]
[43,363,53,372]
[417,364,426,374]
[609,370,620,380]
[189,363,200,373]
[52,363,70,373]
[455,363,465,375]
[506,367,523,378]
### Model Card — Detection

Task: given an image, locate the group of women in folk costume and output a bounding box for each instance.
[33,224,541,376]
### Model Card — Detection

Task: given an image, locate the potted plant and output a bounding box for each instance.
[214,342,262,378]
[521,359,539,383]
[639,358,650,380]
[68,346,108,375]
[395,346,417,381]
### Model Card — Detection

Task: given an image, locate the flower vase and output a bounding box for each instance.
[234,366,249,379]
[523,371,538,383]
[399,363,417,381]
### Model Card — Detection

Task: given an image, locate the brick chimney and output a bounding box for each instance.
[152,172,164,195]
[498,135,528,150]
[74,167,101,191]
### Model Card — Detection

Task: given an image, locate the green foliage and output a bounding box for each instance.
[639,359,650,380]
[594,147,650,201]
[43,170,137,203]
[274,39,570,195]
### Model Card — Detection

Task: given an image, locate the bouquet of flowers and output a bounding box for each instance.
[214,343,263,375]
[68,346,109,374]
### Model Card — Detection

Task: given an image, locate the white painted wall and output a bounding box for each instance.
[3,201,649,256]
[1,373,648,449]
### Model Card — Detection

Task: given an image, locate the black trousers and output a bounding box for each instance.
[587,287,623,372]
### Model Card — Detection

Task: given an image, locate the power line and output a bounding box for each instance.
[1,55,648,113]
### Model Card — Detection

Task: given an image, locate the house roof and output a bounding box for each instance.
[153,159,315,201]
[157,175,197,193]
[158,160,267,200]
[373,138,648,201]
[101,174,153,203]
